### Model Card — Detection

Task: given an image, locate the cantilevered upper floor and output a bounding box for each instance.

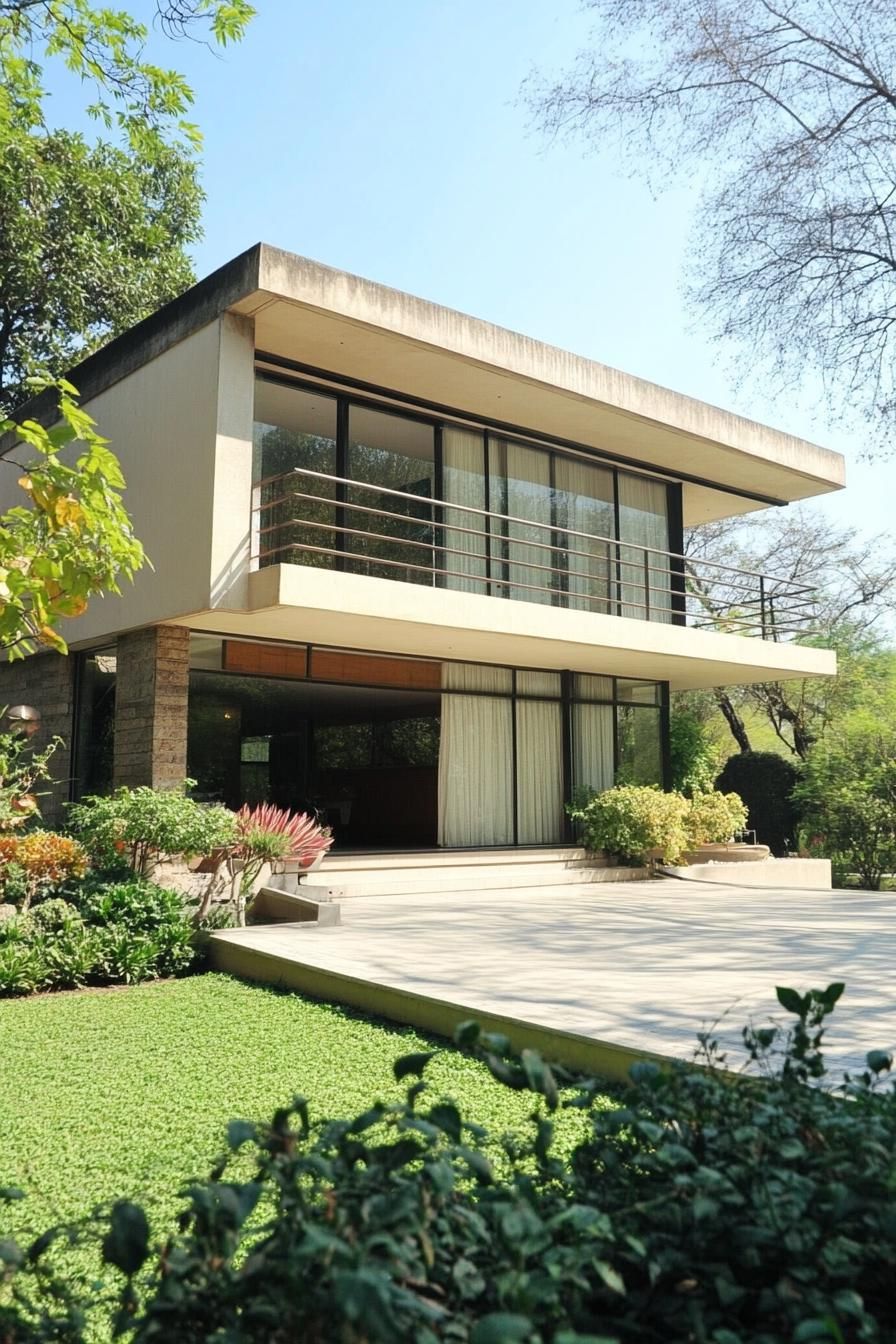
[1,244,845,688]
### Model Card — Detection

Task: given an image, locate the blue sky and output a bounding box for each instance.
[54,0,891,537]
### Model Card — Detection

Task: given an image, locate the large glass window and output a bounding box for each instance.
[188,660,441,849]
[618,472,672,622]
[347,407,435,583]
[438,664,513,846]
[186,636,666,848]
[554,457,615,613]
[490,439,554,605]
[252,375,680,627]
[254,381,338,568]
[442,426,487,595]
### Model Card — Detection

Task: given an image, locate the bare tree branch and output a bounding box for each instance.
[525,0,896,455]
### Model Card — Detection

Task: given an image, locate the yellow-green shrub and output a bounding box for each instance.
[568,785,690,865]
[685,790,748,847]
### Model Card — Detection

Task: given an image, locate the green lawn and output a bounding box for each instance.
[0,972,575,1250]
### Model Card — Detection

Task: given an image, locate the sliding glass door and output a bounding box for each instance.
[618,472,672,621]
[442,426,488,594]
[253,374,677,622]
[347,407,435,584]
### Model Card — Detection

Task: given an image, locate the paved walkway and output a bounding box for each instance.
[217,880,895,1077]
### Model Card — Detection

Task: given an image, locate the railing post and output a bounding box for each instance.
[759,574,767,639]
[643,549,651,621]
[249,481,262,571]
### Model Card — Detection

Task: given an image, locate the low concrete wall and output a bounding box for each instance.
[662,858,832,890]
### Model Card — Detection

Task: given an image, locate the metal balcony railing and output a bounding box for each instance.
[250,468,818,642]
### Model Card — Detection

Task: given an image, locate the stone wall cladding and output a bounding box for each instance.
[114,626,190,790]
[0,652,75,827]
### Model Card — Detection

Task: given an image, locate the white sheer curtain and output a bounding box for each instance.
[618,473,672,622]
[572,703,615,796]
[438,663,513,846]
[442,427,487,594]
[503,442,553,605]
[516,695,564,843]
[553,457,615,614]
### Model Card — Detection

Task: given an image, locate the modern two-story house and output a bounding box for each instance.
[3,245,843,850]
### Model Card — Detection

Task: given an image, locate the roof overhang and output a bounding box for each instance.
[10,243,845,527]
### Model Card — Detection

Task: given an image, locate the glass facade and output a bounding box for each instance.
[253,375,682,621]
[184,636,668,849]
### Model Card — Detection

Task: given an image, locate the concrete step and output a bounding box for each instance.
[298,862,647,899]
[292,846,595,874]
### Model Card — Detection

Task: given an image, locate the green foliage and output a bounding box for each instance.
[68,781,236,875]
[685,788,748,846]
[0,130,200,414]
[668,704,721,795]
[3,982,895,1341]
[0,877,199,994]
[0,976,554,1284]
[716,750,802,855]
[795,698,896,889]
[569,784,690,864]
[0,382,146,655]
[0,728,62,830]
[0,0,256,162]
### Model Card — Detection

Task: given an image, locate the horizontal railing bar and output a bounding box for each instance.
[257,504,680,584]
[254,467,815,595]
[255,525,813,633]
[257,489,792,601]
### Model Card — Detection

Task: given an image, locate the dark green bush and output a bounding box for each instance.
[716,750,801,854]
[2,986,894,1342]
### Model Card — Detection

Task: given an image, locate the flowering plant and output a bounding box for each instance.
[225,804,333,924]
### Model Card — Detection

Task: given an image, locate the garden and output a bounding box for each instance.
[2,725,895,1341]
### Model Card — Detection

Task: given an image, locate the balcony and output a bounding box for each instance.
[251,468,816,644]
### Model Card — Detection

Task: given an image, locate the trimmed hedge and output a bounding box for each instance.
[716,750,801,855]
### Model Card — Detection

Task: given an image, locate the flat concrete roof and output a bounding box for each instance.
[14,243,845,525]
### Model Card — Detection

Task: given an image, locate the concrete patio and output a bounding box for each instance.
[212,879,895,1081]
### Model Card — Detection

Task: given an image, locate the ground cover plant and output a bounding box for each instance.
[1,979,894,1342]
[0,974,564,1269]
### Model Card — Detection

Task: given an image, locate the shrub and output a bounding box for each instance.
[800,784,896,891]
[67,782,236,876]
[28,896,83,933]
[75,876,185,932]
[0,878,200,996]
[716,750,801,854]
[2,983,895,1342]
[0,727,62,831]
[0,940,44,995]
[795,709,896,889]
[41,924,98,990]
[668,706,721,795]
[14,831,88,911]
[568,784,690,864]
[684,788,748,846]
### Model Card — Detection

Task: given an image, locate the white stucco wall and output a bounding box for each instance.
[5,315,256,647]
